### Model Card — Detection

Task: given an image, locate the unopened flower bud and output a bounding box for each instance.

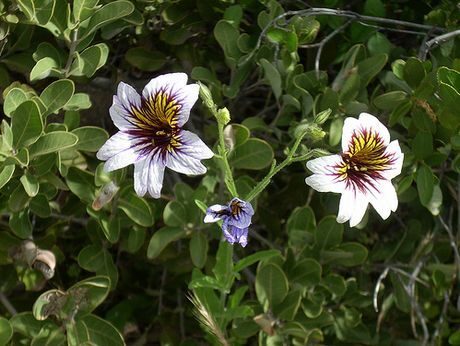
[216,107,231,125]
[314,108,331,125]
[198,82,215,110]
[92,181,119,210]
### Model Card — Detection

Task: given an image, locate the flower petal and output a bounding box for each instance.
[165,151,208,175]
[305,174,346,193]
[358,112,390,146]
[133,153,165,198]
[97,132,146,171]
[110,82,141,130]
[349,192,369,227]
[204,204,228,223]
[226,198,254,228]
[179,130,214,160]
[341,113,390,152]
[222,222,248,247]
[368,180,398,220]
[337,190,368,226]
[381,140,404,180]
[142,73,198,127]
[306,155,343,174]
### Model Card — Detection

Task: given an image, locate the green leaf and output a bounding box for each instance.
[260,58,282,99]
[403,57,426,89]
[357,54,388,86]
[339,73,360,105]
[30,57,60,82]
[416,163,434,207]
[125,47,166,72]
[9,211,32,239]
[364,0,385,17]
[10,312,49,339]
[68,276,111,316]
[229,138,274,170]
[147,227,186,259]
[67,314,124,346]
[274,289,302,320]
[122,227,146,254]
[71,126,108,152]
[8,184,30,212]
[34,0,56,25]
[11,100,43,149]
[163,200,187,227]
[288,258,321,287]
[190,232,208,268]
[438,67,460,90]
[326,242,368,267]
[0,316,13,345]
[76,43,109,77]
[287,206,316,240]
[373,91,407,111]
[322,273,347,297]
[16,0,35,20]
[255,263,289,307]
[40,79,75,116]
[0,165,15,191]
[315,215,344,249]
[449,330,460,345]
[29,131,78,157]
[73,0,99,22]
[64,93,92,111]
[78,246,118,289]
[20,173,39,197]
[214,20,240,63]
[79,0,135,40]
[30,194,51,217]
[213,241,234,290]
[65,167,95,203]
[234,249,281,273]
[3,88,28,117]
[118,192,154,227]
[411,132,433,160]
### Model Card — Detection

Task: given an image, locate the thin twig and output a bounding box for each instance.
[50,213,87,226]
[431,291,450,343]
[404,259,429,345]
[373,267,389,312]
[241,7,444,65]
[0,292,17,316]
[64,29,79,77]
[419,29,460,60]
[438,215,460,281]
[315,20,353,78]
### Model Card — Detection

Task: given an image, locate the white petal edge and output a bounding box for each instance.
[358,112,390,145]
[337,190,359,223]
[203,204,227,223]
[165,151,208,175]
[368,180,398,220]
[341,113,390,152]
[110,82,141,130]
[97,132,145,172]
[381,140,404,180]
[306,155,343,174]
[305,174,346,193]
[133,153,165,198]
[180,130,214,160]
[174,84,199,127]
[349,192,369,227]
[142,73,188,100]
[341,116,360,152]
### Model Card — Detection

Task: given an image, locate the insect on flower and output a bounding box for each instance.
[204,198,254,247]
[96,73,214,198]
[305,113,404,227]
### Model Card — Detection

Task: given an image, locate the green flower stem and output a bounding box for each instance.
[245,134,317,203]
[217,123,238,197]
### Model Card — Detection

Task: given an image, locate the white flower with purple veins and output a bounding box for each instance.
[96,73,214,198]
[305,113,404,227]
[204,198,255,247]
